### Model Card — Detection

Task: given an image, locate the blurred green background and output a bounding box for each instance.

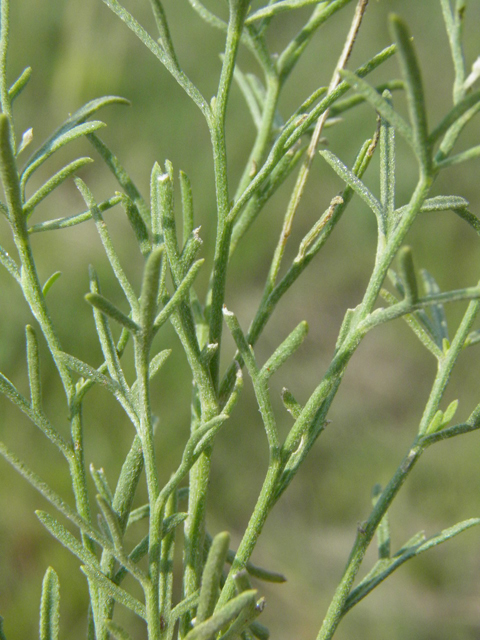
[1,1,480,638]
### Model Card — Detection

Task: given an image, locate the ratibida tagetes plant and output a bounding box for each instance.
[1,0,480,638]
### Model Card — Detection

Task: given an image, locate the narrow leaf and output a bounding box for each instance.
[149,349,171,379]
[184,590,257,640]
[381,289,443,359]
[260,321,308,381]
[319,149,384,226]
[0,244,20,281]
[442,399,459,425]
[150,0,179,67]
[28,196,122,234]
[197,532,231,623]
[39,567,60,640]
[429,89,480,144]
[249,621,270,640]
[389,15,431,175]
[87,267,132,400]
[397,246,418,303]
[420,270,449,343]
[435,144,480,170]
[180,226,203,276]
[9,66,32,102]
[90,464,113,504]
[339,69,415,150]
[21,94,128,185]
[80,565,146,620]
[26,325,42,411]
[36,511,100,570]
[379,89,395,223]
[372,484,390,559]
[119,194,151,256]
[23,158,93,218]
[101,0,209,117]
[76,178,138,310]
[58,351,123,395]
[0,114,23,223]
[42,272,62,297]
[139,246,164,336]
[97,494,124,551]
[233,65,262,130]
[416,195,469,213]
[21,121,106,190]
[426,409,444,435]
[180,170,194,244]
[345,518,480,613]
[85,293,140,334]
[281,388,302,420]
[88,133,150,224]
[105,621,134,640]
[153,258,204,329]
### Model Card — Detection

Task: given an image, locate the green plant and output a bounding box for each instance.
[1,0,480,638]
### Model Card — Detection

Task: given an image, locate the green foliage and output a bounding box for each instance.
[1,1,480,639]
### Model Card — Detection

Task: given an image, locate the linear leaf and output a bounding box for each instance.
[418,195,469,212]
[379,90,395,224]
[429,89,480,144]
[180,169,194,244]
[154,258,204,329]
[420,270,449,344]
[0,244,20,281]
[90,464,113,505]
[184,591,257,640]
[76,178,139,310]
[119,194,151,256]
[0,442,125,559]
[260,321,308,381]
[85,293,140,334]
[29,196,122,234]
[245,0,325,24]
[23,157,93,218]
[339,69,415,150]
[26,325,42,411]
[39,567,60,640]
[319,149,384,225]
[105,621,135,640]
[80,565,146,620]
[0,114,23,223]
[8,66,32,102]
[329,80,404,117]
[233,65,262,130]
[88,133,150,224]
[389,15,431,174]
[435,144,480,170]
[397,246,418,303]
[87,267,132,401]
[197,532,231,623]
[36,511,100,570]
[102,0,209,117]
[345,518,480,613]
[281,388,303,420]
[20,121,106,190]
[21,95,128,185]
[381,289,443,359]
[58,351,123,395]
[139,246,164,336]
[97,494,124,551]
[41,272,61,298]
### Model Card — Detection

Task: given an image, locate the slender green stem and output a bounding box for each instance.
[316,442,423,640]
[0,0,14,151]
